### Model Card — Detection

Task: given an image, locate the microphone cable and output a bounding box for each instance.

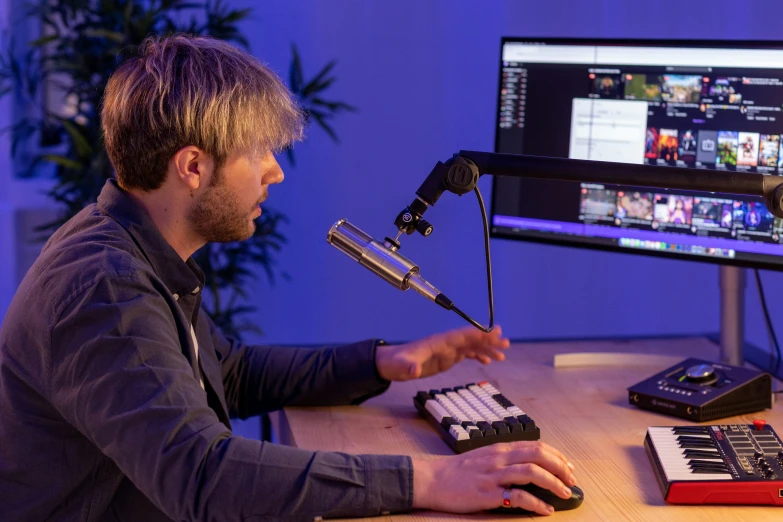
[449,186,495,333]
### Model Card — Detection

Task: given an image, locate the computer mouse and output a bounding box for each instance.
[489,483,584,515]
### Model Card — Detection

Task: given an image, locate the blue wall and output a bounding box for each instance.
[221,0,783,354]
[4,0,783,352]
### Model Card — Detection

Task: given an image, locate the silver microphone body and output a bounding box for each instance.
[326,219,445,304]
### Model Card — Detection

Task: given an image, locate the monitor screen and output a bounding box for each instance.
[490,39,783,269]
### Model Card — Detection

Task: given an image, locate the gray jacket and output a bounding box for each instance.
[0,179,412,521]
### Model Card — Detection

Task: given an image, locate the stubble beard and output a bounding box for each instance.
[188,179,259,243]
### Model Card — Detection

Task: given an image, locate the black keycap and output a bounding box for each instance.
[492,394,513,408]
[416,391,432,404]
[454,386,465,391]
[441,388,453,394]
[462,421,476,429]
[440,417,457,429]
[517,415,536,431]
[429,389,440,397]
[468,429,483,438]
[492,421,510,435]
[503,417,522,433]
[476,421,496,437]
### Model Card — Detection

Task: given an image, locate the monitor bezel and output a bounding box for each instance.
[490,37,783,272]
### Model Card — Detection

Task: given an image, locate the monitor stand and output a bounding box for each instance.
[718,265,782,380]
[719,265,745,366]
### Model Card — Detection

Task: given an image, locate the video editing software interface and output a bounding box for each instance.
[491,40,783,267]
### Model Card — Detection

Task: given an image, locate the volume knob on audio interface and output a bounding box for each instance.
[685,364,716,382]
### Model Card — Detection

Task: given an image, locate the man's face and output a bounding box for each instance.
[188,150,283,242]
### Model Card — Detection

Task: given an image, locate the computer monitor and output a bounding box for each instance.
[491,38,783,270]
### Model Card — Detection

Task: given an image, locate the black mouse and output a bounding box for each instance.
[489,483,584,515]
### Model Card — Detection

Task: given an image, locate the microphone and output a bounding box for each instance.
[327,219,454,310]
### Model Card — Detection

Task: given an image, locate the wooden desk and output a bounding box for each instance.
[273,337,783,520]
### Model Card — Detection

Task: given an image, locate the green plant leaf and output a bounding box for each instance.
[30,34,59,47]
[289,44,303,93]
[60,119,93,158]
[0,0,357,342]
[41,154,83,170]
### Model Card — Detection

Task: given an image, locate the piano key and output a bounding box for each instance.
[648,427,732,481]
[679,442,715,449]
[691,468,731,474]
[687,459,726,465]
[689,464,729,471]
[677,435,715,444]
[673,426,710,433]
[683,451,722,459]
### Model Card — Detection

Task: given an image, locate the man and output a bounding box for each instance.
[0,35,576,520]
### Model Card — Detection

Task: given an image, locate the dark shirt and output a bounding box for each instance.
[0,180,413,521]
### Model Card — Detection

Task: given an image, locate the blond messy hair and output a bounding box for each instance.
[101,34,304,191]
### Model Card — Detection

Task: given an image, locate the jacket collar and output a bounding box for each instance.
[96,179,205,297]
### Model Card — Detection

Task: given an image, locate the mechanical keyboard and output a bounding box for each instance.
[413,381,540,453]
[645,422,783,505]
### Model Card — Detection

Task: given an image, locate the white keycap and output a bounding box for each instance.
[425,400,450,422]
[449,425,469,441]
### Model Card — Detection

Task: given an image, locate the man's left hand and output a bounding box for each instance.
[375,326,510,382]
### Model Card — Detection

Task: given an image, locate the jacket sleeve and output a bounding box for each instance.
[49,276,412,521]
[207,310,391,419]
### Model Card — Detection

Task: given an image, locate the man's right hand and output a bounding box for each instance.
[411,441,577,516]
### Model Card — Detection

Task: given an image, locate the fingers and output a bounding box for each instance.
[505,486,555,516]
[500,462,572,500]
[443,325,509,350]
[502,441,575,486]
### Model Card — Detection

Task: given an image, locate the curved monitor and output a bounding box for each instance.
[490,38,783,270]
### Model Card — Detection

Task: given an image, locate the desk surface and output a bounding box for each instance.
[275,337,783,520]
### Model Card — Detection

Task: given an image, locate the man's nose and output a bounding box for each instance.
[263,157,284,185]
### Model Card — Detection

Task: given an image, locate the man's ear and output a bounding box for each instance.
[171,146,213,190]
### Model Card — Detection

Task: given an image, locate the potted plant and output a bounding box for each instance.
[0,0,355,340]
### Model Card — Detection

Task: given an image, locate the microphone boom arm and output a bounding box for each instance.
[394,151,783,236]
